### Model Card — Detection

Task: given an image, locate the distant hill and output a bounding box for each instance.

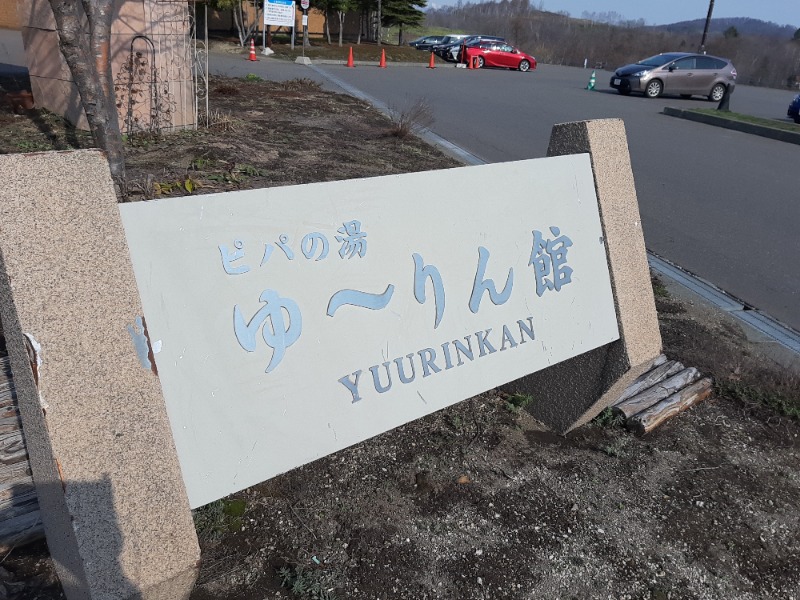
[652,17,797,39]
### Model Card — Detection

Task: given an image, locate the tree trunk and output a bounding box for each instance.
[338,11,345,47]
[232,3,245,46]
[377,0,382,46]
[325,10,331,44]
[48,0,127,199]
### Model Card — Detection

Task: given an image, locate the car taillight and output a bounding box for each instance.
[731,68,737,79]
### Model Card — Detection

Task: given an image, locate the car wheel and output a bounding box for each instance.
[518,59,530,72]
[794,115,800,124]
[645,80,663,98]
[709,83,726,102]
[477,56,485,69]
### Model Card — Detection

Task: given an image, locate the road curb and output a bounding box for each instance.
[310,59,441,67]
[663,107,800,145]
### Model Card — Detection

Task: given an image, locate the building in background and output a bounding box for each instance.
[11,0,196,133]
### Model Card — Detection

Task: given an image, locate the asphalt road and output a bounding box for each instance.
[230,57,798,333]
[2,28,797,332]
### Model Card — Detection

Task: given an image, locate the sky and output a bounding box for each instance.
[431,0,799,29]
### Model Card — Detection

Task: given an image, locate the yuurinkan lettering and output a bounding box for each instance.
[337,317,535,403]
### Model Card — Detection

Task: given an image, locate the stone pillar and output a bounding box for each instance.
[504,119,662,433]
[0,150,199,599]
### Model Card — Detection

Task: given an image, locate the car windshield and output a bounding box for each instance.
[637,54,684,67]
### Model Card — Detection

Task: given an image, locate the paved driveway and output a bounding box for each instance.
[275,60,800,332]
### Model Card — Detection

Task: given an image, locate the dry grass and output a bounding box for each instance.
[386,98,435,138]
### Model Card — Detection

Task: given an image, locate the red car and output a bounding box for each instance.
[464,41,536,72]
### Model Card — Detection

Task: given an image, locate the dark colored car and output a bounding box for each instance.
[449,35,506,62]
[408,35,447,51]
[464,41,536,72]
[788,94,800,124]
[610,52,737,101]
[430,35,469,58]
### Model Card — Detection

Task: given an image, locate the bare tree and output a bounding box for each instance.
[48,0,126,198]
[211,0,263,47]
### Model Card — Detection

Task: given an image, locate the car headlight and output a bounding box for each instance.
[632,69,649,78]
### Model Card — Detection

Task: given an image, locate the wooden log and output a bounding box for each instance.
[0,489,38,514]
[0,414,21,435]
[0,341,41,549]
[613,359,683,406]
[0,509,44,552]
[0,494,38,520]
[0,356,16,411]
[0,404,18,419]
[0,477,35,504]
[613,367,700,419]
[648,353,668,369]
[627,377,714,435]
[0,431,28,465]
[0,461,31,485]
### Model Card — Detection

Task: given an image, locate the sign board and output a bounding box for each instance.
[300,0,309,9]
[264,0,295,27]
[120,156,619,508]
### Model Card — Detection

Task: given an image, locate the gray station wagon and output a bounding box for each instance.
[610,52,737,101]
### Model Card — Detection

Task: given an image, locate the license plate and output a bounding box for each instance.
[613,78,621,85]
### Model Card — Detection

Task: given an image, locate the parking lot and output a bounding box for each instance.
[244,56,798,333]
[2,25,798,333]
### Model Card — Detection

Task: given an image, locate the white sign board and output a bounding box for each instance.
[264,0,295,27]
[120,156,619,508]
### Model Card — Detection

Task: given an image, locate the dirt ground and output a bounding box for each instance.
[0,76,798,600]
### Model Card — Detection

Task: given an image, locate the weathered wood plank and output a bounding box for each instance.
[0,477,35,504]
[0,509,44,552]
[613,358,683,406]
[613,367,700,419]
[0,355,16,411]
[0,495,38,521]
[0,414,21,435]
[628,378,714,435]
[0,489,38,514]
[0,342,40,549]
[0,431,28,465]
[0,404,19,419]
[0,461,31,485]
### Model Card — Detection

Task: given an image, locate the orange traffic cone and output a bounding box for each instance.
[466,52,473,69]
[247,38,257,61]
[346,47,355,68]
[379,49,386,68]
[427,52,436,69]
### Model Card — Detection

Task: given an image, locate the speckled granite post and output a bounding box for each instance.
[0,151,199,599]
[504,119,662,433]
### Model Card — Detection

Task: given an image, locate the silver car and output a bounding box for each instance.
[610,52,737,101]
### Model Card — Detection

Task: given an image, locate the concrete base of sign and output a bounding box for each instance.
[0,151,200,600]
[503,118,662,433]
[262,47,276,56]
[294,56,312,65]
